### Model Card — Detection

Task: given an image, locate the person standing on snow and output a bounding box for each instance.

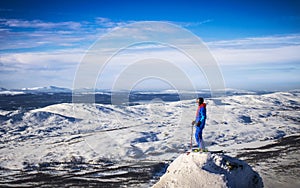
[192,97,206,151]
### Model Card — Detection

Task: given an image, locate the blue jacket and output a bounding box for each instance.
[196,103,206,123]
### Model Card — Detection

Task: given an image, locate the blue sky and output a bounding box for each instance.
[0,0,299,90]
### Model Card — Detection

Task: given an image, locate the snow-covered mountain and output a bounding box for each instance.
[0,90,299,187]
[0,86,72,95]
[0,90,25,95]
[21,86,72,93]
[0,86,268,96]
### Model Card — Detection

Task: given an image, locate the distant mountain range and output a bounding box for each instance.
[0,86,274,96]
[21,86,72,93]
[0,86,71,95]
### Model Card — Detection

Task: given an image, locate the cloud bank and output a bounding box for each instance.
[0,17,299,90]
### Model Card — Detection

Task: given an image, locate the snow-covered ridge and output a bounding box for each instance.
[153,152,263,188]
[0,90,299,187]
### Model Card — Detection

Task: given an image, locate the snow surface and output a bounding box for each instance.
[0,91,25,95]
[0,90,299,187]
[152,152,263,188]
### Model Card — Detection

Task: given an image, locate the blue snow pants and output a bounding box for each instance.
[195,121,205,149]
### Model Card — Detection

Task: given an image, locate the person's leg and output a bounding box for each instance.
[198,129,203,149]
[195,127,203,149]
[199,121,205,149]
[195,127,200,148]
[199,128,205,150]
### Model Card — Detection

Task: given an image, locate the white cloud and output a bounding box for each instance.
[3,31,298,76]
[0,18,207,52]
[0,31,92,51]
[1,17,299,89]
[0,19,81,29]
[9,49,83,62]
[95,17,134,28]
[0,49,84,70]
[207,34,300,48]
[0,49,86,88]
[211,45,300,65]
[94,17,212,33]
[0,28,99,51]
[173,19,213,27]
[95,17,115,27]
[0,18,118,51]
[207,34,300,65]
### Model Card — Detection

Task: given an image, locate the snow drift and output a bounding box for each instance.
[153,152,263,188]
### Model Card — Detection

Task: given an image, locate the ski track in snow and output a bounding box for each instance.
[0,91,299,187]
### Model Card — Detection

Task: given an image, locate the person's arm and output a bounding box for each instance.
[192,106,200,125]
[199,107,206,122]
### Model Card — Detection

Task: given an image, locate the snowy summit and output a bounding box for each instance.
[153,152,263,188]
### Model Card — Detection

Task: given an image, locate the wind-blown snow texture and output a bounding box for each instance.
[0,90,299,187]
[153,152,263,188]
